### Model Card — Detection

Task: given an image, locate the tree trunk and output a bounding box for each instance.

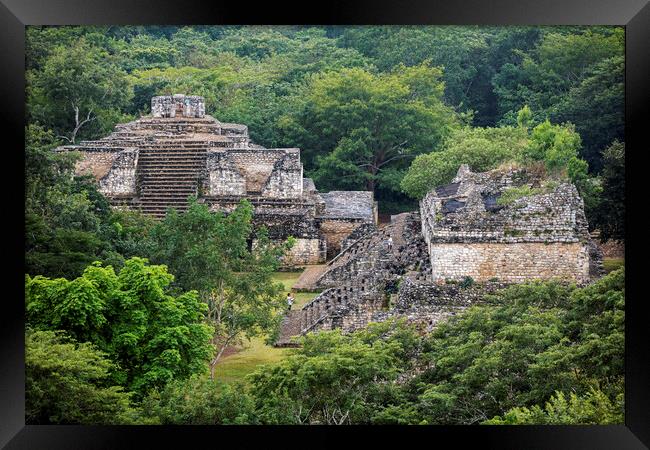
[209,340,230,380]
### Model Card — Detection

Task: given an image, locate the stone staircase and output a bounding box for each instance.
[136,139,208,218]
[292,265,327,292]
[272,212,432,346]
[390,212,409,252]
[274,310,304,347]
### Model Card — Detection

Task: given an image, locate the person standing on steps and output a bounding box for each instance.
[286,292,295,311]
[387,236,393,252]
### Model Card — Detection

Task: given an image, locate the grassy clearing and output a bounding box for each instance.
[214,270,320,383]
[603,257,624,273]
[213,336,293,384]
[272,270,303,291]
[272,270,321,308]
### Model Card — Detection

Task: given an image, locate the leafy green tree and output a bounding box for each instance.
[25,125,118,279]
[410,268,624,425]
[524,119,585,178]
[104,208,158,260]
[27,37,133,143]
[591,141,625,241]
[141,377,258,424]
[401,113,591,201]
[552,55,624,173]
[25,258,214,397]
[26,329,138,424]
[401,125,528,198]
[483,385,624,424]
[289,63,457,197]
[149,199,291,379]
[516,104,533,129]
[248,320,420,424]
[492,28,624,171]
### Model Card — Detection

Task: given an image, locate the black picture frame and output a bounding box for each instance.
[2,1,647,448]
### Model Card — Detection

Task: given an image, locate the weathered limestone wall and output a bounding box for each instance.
[280,238,324,266]
[430,242,591,283]
[73,148,139,196]
[305,277,502,335]
[151,94,205,118]
[420,184,589,244]
[340,222,376,250]
[262,152,303,199]
[300,285,383,334]
[206,152,247,196]
[98,149,138,195]
[420,166,602,284]
[74,151,119,181]
[207,149,303,198]
[319,219,364,259]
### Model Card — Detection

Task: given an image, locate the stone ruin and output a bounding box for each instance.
[420,164,602,284]
[275,165,603,346]
[55,95,378,266]
[151,94,206,118]
[52,93,604,345]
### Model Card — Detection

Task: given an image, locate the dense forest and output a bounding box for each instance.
[24,26,625,425]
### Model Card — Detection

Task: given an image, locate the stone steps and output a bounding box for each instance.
[274,310,304,347]
[292,265,327,292]
[138,165,204,171]
[138,155,206,160]
[140,166,206,170]
[314,215,416,289]
[135,142,208,219]
[139,193,197,199]
[140,183,197,189]
[138,173,201,178]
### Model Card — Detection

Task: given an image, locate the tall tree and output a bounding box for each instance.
[149,200,291,379]
[591,141,625,241]
[24,125,118,279]
[492,28,624,171]
[26,329,138,424]
[26,258,214,397]
[289,63,457,197]
[27,37,133,143]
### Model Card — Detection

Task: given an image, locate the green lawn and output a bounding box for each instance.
[213,270,321,383]
[213,336,293,384]
[603,257,624,273]
[272,270,321,308]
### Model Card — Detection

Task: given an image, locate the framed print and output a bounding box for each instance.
[2,0,648,448]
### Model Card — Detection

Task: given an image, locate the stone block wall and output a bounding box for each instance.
[302,276,502,335]
[207,149,303,198]
[151,94,205,118]
[206,151,247,196]
[279,238,325,266]
[262,152,303,199]
[300,285,384,334]
[420,166,601,285]
[429,242,591,283]
[340,222,377,250]
[319,219,365,259]
[94,149,138,196]
[74,151,120,181]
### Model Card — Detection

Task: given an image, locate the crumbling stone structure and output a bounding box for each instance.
[275,165,603,346]
[420,165,602,284]
[56,94,378,265]
[151,94,205,118]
